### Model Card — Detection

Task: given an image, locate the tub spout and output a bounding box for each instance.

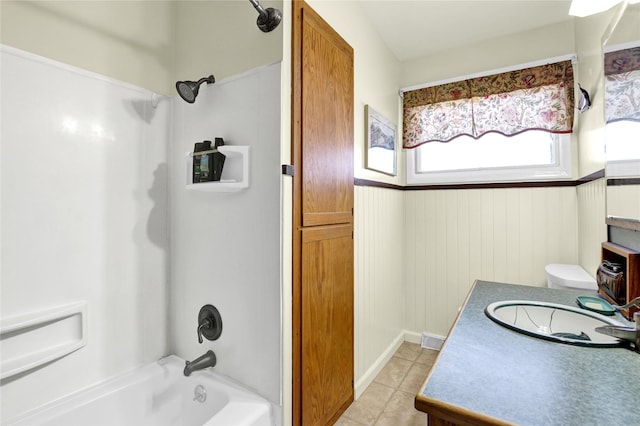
[184,350,217,376]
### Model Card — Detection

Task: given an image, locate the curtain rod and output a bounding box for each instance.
[399,53,577,96]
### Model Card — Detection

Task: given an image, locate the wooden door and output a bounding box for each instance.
[299,5,354,227]
[301,225,354,425]
[292,1,355,425]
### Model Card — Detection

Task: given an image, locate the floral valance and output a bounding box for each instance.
[604,46,640,75]
[604,47,640,123]
[402,61,575,149]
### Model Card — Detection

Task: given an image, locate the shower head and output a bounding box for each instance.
[175,75,215,103]
[248,0,282,33]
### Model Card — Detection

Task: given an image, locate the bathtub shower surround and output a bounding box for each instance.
[1,46,282,423]
[6,357,273,426]
[0,45,169,420]
[0,301,88,381]
[170,62,282,409]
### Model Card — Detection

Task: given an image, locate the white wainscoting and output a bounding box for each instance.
[353,186,405,397]
[354,182,605,400]
[403,186,579,337]
[577,178,607,279]
[355,179,607,398]
[353,184,583,396]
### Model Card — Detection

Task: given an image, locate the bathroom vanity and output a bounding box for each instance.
[415,280,640,426]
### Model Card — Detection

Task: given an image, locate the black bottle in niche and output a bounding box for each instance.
[192,140,212,183]
[211,137,226,181]
[192,138,225,183]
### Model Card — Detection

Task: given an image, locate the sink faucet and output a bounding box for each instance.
[595,311,640,353]
[183,350,217,376]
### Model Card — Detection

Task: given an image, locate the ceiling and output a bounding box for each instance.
[357,0,574,62]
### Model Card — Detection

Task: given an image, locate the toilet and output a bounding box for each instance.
[545,264,597,291]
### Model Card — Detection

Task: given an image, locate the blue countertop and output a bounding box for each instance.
[416,280,640,425]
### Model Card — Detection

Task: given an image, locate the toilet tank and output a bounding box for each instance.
[545,264,597,290]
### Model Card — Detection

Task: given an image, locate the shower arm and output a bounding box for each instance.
[249,0,267,17]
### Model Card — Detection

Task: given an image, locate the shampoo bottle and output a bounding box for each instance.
[193,140,212,183]
[211,137,226,181]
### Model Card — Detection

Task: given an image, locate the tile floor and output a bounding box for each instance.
[335,342,438,426]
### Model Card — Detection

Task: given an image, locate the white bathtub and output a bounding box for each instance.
[7,356,273,426]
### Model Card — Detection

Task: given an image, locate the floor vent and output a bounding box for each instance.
[421,333,445,351]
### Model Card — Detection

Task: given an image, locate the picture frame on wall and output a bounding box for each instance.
[365,105,397,176]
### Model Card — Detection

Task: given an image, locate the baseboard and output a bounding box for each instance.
[403,330,422,344]
[353,332,404,399]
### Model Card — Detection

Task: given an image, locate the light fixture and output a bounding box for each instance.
[577,84,592,113]
[569,0,625,17]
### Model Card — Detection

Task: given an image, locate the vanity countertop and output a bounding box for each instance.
[416,280,640,426]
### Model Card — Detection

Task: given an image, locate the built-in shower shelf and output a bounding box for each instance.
[185,145,249,192]
[0,301,87,380]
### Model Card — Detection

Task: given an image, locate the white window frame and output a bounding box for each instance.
[406,133,572,185]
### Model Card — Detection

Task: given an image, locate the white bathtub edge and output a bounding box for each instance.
[204,401,272,426]
[6,355,275,426]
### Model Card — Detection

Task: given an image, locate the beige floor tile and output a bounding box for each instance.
[399,362,431,394]
[414,349,439,366]
[374,390,429,426]
[373,356,412,388]
[342,382,395,425]
[334,416,367,426]
[338,343,440,426]
[393,342,422,362]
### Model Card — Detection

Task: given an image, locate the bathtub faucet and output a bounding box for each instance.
[183,350,217,376]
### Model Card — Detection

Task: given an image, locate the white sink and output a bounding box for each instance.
[485,300,625,347]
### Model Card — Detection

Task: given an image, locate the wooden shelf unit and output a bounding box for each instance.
[600,241,640,320]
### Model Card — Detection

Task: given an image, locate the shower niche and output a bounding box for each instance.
[185,145,249,192]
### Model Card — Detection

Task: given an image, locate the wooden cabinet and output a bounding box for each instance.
[301,225,354,425]
[292,1,355,425]
[299,3,354,228]
[600,242,640,319]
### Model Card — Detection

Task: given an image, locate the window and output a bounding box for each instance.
[604,46,640,177]
[407,131,571,184]
[605,120,640,177]
[402,59,575,185]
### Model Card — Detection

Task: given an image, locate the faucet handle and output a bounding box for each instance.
[196,305,223,344]
[197,318,212,344]
[613,296,640,311]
